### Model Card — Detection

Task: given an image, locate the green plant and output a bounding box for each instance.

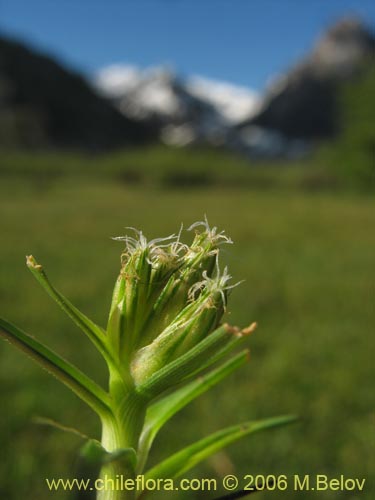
[0,220,295,500]
[316,63,375,190]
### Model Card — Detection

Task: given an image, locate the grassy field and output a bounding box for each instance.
[0,147,374,499]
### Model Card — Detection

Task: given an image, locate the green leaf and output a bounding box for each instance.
[26,255,115,366]
[144,415,298,482]
[0,317,111,417]
[137,350,249,473]
[80,440,137,469]
[136,323,250,398]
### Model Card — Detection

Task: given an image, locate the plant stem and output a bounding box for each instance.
[97,459,134,500]
[98,372,148,500]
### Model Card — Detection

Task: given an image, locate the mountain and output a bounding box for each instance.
[3,16,371,157]
[95,65,259,147]
[187,76,260,124]
[0,34,154,150]
[238,17,375,141]
[95,16,374,157]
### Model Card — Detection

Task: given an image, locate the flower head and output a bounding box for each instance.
[107,220,237,385]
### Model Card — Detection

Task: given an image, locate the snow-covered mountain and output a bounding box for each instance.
[94,65,260,146]
[94,17,374,157]
[186,76,260,124]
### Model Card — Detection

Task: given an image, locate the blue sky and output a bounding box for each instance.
[0,0,374,90]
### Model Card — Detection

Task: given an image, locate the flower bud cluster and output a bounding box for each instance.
[107,220,236,386]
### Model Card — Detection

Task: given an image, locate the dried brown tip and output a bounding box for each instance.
[223,323,241,336]
[241,322,258,336]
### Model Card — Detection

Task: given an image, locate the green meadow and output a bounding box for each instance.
[0,146,374,499]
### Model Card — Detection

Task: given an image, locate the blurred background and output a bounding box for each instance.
[0,1,374,499]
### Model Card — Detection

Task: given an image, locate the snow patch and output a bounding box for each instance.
[187,75,260,123]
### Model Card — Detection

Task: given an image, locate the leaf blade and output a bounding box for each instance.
[145,415,298,481]
[26,255,115,366]
[0,317,111,417]
[137,350,249,472]
[136,323,250,398]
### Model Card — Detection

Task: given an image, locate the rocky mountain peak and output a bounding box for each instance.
[239,16,375,141]
[309,16,375,78]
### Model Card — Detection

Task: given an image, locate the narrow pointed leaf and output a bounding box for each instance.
[137,350,249,473]
[136,323,249,398]
[0,317,111,417]
[26,255,115,366]
[193,323,257,376]
[33,416,90,440]
[145,415,298,481]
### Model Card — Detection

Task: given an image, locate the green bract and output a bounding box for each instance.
[0,220,296,500]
